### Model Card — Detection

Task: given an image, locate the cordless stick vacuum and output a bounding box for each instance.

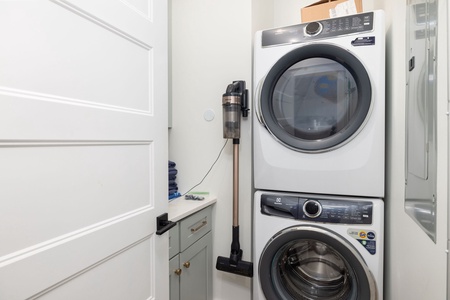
[216,81,253,278]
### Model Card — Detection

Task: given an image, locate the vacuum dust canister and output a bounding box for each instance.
[222,93,241,139]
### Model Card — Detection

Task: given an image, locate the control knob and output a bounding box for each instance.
[305,21,322,36]
[303,200,322,218]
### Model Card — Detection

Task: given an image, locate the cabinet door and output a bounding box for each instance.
[179,231,212,300]
[169,255,180,300]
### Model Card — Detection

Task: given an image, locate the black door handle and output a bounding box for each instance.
[156,213,176,235]
[409,56,415,71]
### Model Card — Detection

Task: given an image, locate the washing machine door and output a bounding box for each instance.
[258,44,372,152]
[259,225,377,300]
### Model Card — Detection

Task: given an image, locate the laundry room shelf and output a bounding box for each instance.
[169,195,217,222]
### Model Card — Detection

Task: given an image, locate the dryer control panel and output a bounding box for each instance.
[260,193,373,224]
[262,11,374,47]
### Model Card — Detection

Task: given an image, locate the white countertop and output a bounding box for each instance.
[168,195,217,222]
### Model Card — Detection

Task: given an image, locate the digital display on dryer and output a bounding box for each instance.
[261,12,374,47]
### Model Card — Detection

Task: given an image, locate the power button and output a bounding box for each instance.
[303,200,322,218]
[305,22,322,36]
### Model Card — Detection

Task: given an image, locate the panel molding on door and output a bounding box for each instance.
[0,0,168,299]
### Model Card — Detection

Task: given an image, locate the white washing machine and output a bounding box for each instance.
[253,190,384,300]
[253,11,385,197]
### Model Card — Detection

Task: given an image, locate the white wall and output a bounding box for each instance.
[374,1,448,299]
[273,0,312,27]
[169,0,275,298]
[170,1,259,299]
[170,0,449,299]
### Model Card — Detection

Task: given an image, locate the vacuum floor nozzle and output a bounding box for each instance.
[216,255,253,278]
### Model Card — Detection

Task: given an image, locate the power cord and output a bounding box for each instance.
[182,139,229,196]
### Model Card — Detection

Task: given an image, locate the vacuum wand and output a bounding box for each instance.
[233,141,239,228]
[216,81,253,278]
[230,139,240,263]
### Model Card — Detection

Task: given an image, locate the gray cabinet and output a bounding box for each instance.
[169,206,213,300]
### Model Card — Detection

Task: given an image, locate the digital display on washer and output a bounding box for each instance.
[261,194,373,224]
[299,198,373,224]
[262,12,374,47]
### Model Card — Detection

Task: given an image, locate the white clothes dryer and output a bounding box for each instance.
[253,190,384,300]
[253,11,385,197]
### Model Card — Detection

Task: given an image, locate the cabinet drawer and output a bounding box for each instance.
[180,206,212,252]
[169,223,180,259]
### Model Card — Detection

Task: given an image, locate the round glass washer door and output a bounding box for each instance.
[259,226,377,300]
[258,44,372,152]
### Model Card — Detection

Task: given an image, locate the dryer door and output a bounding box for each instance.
[259,225,376,300]
[258,44,371,152]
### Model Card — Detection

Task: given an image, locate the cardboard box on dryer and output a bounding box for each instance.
[301,0,363,22]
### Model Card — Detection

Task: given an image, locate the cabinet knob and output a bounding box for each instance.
[174,268,182,276]
[183,261,191,268]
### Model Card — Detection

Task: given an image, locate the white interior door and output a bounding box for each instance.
[0,1,169,299]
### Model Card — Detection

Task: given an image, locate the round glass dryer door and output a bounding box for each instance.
[259,44,372,152]
[259,226,376,300]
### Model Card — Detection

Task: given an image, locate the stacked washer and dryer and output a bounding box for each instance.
[252,11,385,300]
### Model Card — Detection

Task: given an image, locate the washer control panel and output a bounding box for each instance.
[260,193,373,224]
[262,11,374,47]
